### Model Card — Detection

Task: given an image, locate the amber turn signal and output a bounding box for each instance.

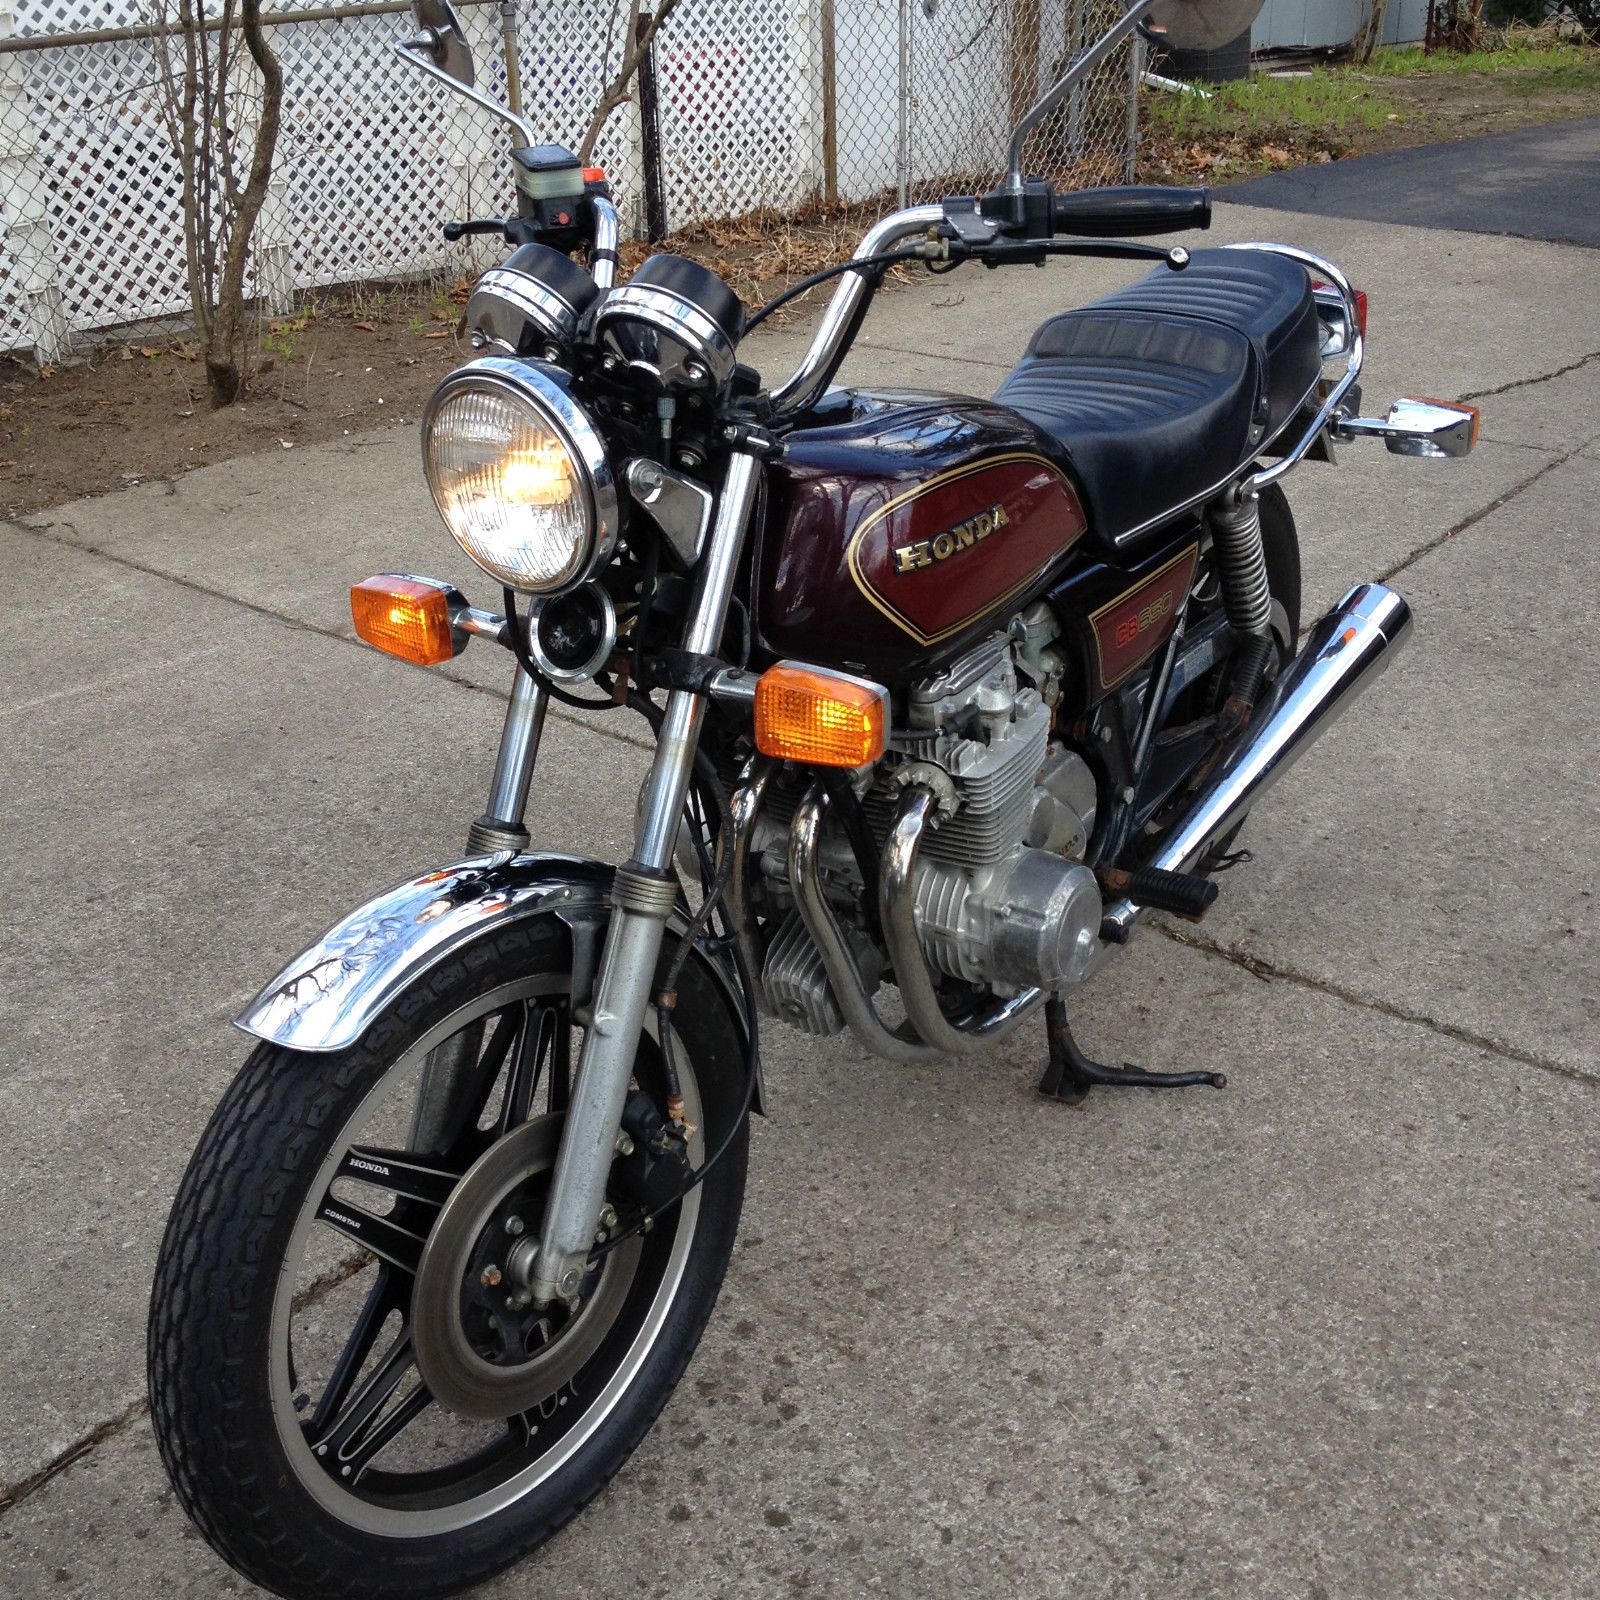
[1413,396,1481,450]
[351,575,459,667]
[755,663,889,768]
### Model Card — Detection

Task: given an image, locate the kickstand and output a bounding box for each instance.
[1038,996,1226,1104]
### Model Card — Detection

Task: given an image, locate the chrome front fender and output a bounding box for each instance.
[234,854,758,1101]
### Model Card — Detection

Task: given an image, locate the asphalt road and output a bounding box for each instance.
[1221,117,1600,246]
[2,200,1598,1597]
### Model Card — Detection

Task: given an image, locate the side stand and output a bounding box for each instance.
[1038,996,1227,1104]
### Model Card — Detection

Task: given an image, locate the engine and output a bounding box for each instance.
[745,628,1103,1035]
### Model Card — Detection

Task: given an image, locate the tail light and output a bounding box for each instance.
[1312,280,1368,355]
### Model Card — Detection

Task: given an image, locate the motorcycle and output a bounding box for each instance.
[147,1,1479,1593]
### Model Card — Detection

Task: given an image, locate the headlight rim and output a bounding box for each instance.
[420,356,619,595]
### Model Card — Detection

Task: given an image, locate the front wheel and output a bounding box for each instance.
[148,917,748,1600]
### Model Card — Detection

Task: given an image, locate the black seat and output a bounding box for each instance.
[994,249,1322,548]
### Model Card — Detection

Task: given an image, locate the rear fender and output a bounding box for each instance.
[234,851,762,1110]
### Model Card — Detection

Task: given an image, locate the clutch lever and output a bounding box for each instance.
[443,218,512,242]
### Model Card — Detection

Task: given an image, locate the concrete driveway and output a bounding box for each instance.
[2,196,1597,1597]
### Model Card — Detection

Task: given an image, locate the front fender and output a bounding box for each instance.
[234,853,760,1109]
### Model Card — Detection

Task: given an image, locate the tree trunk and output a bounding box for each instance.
[205,0,283,407]
[578,0,682,165]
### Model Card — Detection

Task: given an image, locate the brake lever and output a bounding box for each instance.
[968,238,1191,270]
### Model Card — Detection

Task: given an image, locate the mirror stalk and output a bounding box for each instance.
[1004,0,1159,194]
[394,36,540,148]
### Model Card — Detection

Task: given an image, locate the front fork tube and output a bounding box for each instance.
[467,666,550,854]
[411,667,553,1153]
[529,450,763,1305]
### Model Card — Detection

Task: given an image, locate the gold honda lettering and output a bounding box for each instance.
[891,501,1008,576]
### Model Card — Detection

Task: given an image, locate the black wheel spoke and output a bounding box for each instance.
[421,1010,520,1157]
[496,1000,563,1136]
[309,1327,418,1470]
[315,1195,428,1276]
[310,1268,405,1435]
[335,1146,462,1208]
[341,1382,435,1483]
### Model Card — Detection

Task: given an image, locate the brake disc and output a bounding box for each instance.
[411,1113,642,1420]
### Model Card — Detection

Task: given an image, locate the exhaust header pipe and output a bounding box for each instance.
[1101,582,1413,942]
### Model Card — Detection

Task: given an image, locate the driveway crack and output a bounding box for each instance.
[1157,923,1597,1089]
[1461,348,1600,401]
[1377,439,1589,584]
[0,1398,149,1517]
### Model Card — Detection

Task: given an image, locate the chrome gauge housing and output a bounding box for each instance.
[593,253,745,392]
[465,242,601,362]
[421,356,618,594]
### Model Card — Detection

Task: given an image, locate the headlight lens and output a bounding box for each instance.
[422,364,614,593]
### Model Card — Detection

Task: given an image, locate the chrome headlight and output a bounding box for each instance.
[421,358,618,593]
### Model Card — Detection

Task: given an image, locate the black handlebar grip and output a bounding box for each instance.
[1050,185,1212,238]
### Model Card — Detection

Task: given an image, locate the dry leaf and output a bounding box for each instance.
[354,320,377,332]
[424,331,450,340]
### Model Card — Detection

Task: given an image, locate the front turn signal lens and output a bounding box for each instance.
[351,575,459,667]
[755,663,888,768]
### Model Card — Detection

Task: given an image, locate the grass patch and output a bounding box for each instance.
[1147,67,1395,147]
[1376,40,1596,76]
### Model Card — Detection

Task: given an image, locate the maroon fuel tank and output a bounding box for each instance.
[753,390,1089,680]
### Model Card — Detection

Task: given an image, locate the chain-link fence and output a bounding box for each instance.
[0,0,1138,360]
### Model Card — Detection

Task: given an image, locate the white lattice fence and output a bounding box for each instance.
[0,0,1136,358]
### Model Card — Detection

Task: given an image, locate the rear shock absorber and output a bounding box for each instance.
[1208,487,1273,639]
[1201,486,1276,751]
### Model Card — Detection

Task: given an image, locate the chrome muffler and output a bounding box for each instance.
[1099,582,1413,942]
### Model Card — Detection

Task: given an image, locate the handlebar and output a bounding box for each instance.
[1050,185,1211,238]
[765,188,1210,418]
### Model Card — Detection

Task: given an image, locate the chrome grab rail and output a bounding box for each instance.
[766,204,945,417]
[1222,242,1365,494]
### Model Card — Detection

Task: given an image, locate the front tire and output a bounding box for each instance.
[148,917,747,1600]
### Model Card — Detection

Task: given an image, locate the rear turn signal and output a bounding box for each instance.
[1411,396,1481,450]
[351,575,459,667]
[755,663,888,768]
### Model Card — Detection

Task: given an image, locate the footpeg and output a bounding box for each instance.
[1096,865,1217,939]
[1037,997,1226,1104]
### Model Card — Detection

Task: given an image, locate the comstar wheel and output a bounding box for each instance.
[148,918,747,1600]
